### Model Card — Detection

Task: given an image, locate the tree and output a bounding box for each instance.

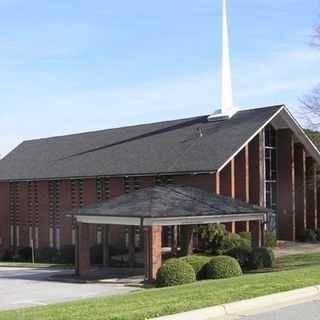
[302,25,320,127]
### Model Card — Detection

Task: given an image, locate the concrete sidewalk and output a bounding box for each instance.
[153,285,320,320]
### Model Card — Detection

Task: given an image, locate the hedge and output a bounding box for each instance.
[205,256,242,279]
[156,259,196,287]
[179,256,211,280]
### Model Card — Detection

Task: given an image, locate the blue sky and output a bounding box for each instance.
[0,0,319,156]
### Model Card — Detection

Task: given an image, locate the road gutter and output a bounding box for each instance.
[153,285,320,320]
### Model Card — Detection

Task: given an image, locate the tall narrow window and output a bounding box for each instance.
[15,225,20,248]
[10,225,14,247]
[264,125,277,231]
[49,227,54,248]
[72,227,76,245]
[35,227,39,249]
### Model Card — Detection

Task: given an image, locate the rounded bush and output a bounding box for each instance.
[18,247,33,261]
[179,256,211,280]
[221,233,251,253]
[248,247,275,270]
[239,232,252,242]
[226,247,251,269]
[156,259,196,287]
[205,256,242,279]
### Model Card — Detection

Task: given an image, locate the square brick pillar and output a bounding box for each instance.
[144,226,162,282]
[249,132,265,207]
[294,144,307,235]
[102,225,110,267]
[75,223,90,278]
[306,157,318,230]
[128,226,136,267]
[250,220,262,248]
[171,226,178,256]
[180,225,193,257]
[277,129,296,241]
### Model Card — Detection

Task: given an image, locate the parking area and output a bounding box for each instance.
[0,267,135,311]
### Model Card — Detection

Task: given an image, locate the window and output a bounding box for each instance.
[55,228,60,250]
[97,230,102,245]
[72,228,76,245]
[10,225,14,247]
[15,225,20,248]
[264,125,278,232]
[49,227,54,248]
[35,227,39,249]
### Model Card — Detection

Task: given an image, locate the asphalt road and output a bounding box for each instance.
[229,299,320,320]
[0,267,134,311]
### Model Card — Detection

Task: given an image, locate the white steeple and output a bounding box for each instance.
[209,0,238,120]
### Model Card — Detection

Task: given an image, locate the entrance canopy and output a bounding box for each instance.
[73,185,267,226]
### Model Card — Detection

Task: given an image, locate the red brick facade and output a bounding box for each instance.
[0,127,319,259]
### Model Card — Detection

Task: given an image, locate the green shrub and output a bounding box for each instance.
[226,247,251,269]
[199,224,227,254]
[297,229,317,242]
[60,245,75,264]
[239,232,251,242]
[38,247,59,262]
[220,233,251,253]
[156,259,196,287]
[264,231,277,248]
[205,256,242,279]
[199,224,251,255]
[179,256,211,280]
[248,247,275,270]
[18,247,33,261]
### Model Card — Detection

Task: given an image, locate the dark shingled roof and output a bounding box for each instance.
[74,185,267,218]
[0,105,283,181]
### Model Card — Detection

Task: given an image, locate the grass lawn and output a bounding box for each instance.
[0,261,71,268]
[0,253,320,320]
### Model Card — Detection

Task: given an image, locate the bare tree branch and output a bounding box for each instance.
[302,25,320,128]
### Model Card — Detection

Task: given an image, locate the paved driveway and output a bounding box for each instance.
[0,267,135,311]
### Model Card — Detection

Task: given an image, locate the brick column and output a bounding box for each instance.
[180,225,193,256]
[102,225,110,267]
[277,129,295,241]
[306,157,317,230]
[128,226,136,267]
[294,144,307,235]
[235,145,250,233]
[76,222,90,278]
[144,226,162,282]
[171,226,178,256]
[250,220,262,248]
[249,132,265,207]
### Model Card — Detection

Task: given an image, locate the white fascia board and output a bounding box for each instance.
[75,213,264,226]
[143,213,264,226]
[278,107,320,165]
[217,105,285,173]
[76,215,141,226]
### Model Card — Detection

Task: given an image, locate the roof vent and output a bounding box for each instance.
[208,0,238,121]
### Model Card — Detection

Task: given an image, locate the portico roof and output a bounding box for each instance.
[73,185,267,226]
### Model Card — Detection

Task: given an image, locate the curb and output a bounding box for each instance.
[153,285,320,320]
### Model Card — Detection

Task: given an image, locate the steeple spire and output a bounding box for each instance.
[209,0,238,120]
